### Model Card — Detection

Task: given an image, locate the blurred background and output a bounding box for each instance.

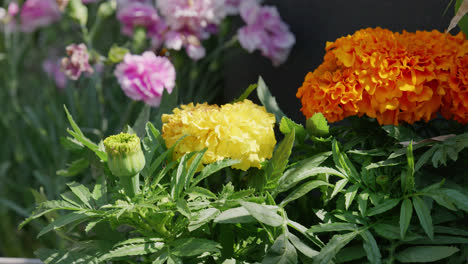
[224,0,455,122]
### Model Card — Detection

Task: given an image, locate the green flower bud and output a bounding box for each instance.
[104,133,145,197]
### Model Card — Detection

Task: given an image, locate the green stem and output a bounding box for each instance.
[119,174,140,197]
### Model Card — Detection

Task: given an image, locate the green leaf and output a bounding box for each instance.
[382,125,419,142]
[99,242,165,261]
[176,199,191,219]
[67,129,107,162]
[306,113,329,137]
[288,232,319,258]
[188,208,220,231]
[214,207,256,224]
[373,223,400,240]
[344,184,359,210]
[66,182,94,209]
[92,176,107,207]
[133,105,151,138]
[57,158,89,177]
[191,159,241,187]
[367,198,401,216]
[36,248,100,264]
[366,159,402,170]
[171,238,220,257]
[234,83,258,102]
[313,231,360,264]
[184,149,206,189]
[434,226,468,237]
[415,147,437,172]
[167,255,182,264]
[405,235,468,245]
[361,230,382,264]
[19,200,81,229]
[402,142,415,194]
[413,196,434,240]
[440,188,468,212]
[262,233,297,264]
[331,178,349,199]
[357,191,369,216]
[265,126,295,187]
[171,153,193,200]
[280,180,332,206]
[38,211,94,238]
[395,246,459,263]
[277,151,333,193]
[332,140,360,181]
[400,199,413,239]
[424,191,457,211]
[280,117,307,143]
[64,105,84,137]
[335,245,366,263]
[307,223,357,234]
[240,201,283,227]
[187,186,217,199]
[113,238,164,248]
[257,76,286,123]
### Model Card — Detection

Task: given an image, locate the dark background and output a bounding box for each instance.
[224,0,456,123]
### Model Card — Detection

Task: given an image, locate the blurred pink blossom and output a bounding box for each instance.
[117,2,167,47]
[114,52,176,107]
[43,58,67,89]
[20,0,61,32]
[157,0,227,60]
[237,0,295,66]
[61,43,94,80]
[226,0,241,14]
[8,2,19,17]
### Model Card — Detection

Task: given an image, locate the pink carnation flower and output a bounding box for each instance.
[226,0,241,14]
[157,0,227,60]
[43,58,67,89]
[117,2,167,47]
[20,0,61,32]
[114,52,176,107]
[61,43,94,80]
[237,0,295,66]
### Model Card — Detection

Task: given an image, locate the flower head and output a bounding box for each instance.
[114,51,176,107]
[61,43,94,80]
[237,0,295,66]
[117,2,167,47]
[157,0,227,60]
[297,28,468,125]
[162,99,276,171]
[20,0,61,32]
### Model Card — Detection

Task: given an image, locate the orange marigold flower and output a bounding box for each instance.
[442,55,468,123]
[297,27,468,125]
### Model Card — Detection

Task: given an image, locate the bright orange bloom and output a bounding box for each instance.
[297,27,468,125]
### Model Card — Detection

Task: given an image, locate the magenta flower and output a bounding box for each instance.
[20,0,61,32]
[237,0,295,66]
[61,43,94,80]
[8,2,19,17]
[157,0,227,60]
[43,58,67,89]
[226,0,241,14]
[117,2,167,47]
[114,52,176,107]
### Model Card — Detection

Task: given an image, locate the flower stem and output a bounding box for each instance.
[120,174,140,197]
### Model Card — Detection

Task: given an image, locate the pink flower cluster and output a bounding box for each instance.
[61,43,94,80]
[19,0,61,32]
[237,0,295,66]
[114,52,176,107]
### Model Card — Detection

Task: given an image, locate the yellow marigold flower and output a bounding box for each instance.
[297,27,468,125]
[161,99,276,171]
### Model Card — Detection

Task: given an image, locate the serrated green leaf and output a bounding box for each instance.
[235,83,258,102]
[331,178,349,199]
[361,230,382,264]
[187,186,217,199]
[357,191,369,216]
[395,246,459,263]
[344,184,359,210]
[382,125,419,142]
[240,201,283,227]
[266,126,295,187]
[307,223,357,234]
[373,223,400,240]
[306,113,329,137]
[19,200,80,229]
[92,176,107,207]
[413,196,434,240]
[405,235,468,245]
[67,182,94,209]
[439,188,468,212]
[288,232,319,258]
[313,231,360,264]
[415,147,437,172]
[38,211,94,238]
[171,238,220,257]
[36,248,100,264]
[257,76,286,123]
[332,140,360,180]
[280,117,307,143]
[191,159,241,188]
[434,226,468,237]
[99,242,165,261]
[335,245,366,263]
[367,198,400,216]
[57,158,89,177]
[214,207,256,224]
[280,180,332,207]
[114,238,164,248]
[188,208,220,231]
[424,191,457,211]
[176,199,191,219]
[262,233,297,264]
[400,199,413,239]
[184,149,206,189]
[401,142,415,194]
[278,161,339,195]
